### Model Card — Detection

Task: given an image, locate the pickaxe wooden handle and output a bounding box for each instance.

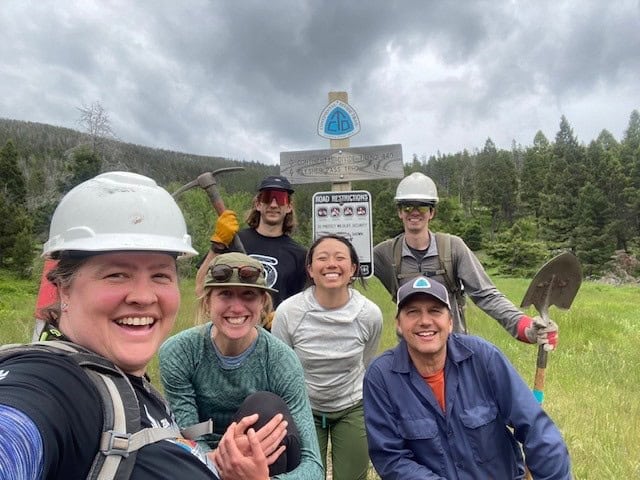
[173,167,246,253]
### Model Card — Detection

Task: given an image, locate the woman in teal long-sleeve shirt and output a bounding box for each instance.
[159,252,323,480]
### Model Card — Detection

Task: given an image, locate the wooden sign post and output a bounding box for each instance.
[327,91,352,192]
[279,91,405,277]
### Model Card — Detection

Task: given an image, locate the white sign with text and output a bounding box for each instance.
[312,190,373,278]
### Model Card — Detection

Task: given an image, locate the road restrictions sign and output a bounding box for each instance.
[312,190,373,278]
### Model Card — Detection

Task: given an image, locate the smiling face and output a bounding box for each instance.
[207,286,266,351]
[306,237,357,291]
[397,203,435,235]
[396,294,453,370]
[256,189,293,227]
[58,252,180,376]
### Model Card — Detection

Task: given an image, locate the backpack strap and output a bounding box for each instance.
[434,233,467,331]
[391,231,465,306]
[77,353,143,480]
[433,232,459,295]
[391,233,404,298]
[392,232,450,287]
[181,419,214,441]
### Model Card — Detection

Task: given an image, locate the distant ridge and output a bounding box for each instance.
[0,117,277,192]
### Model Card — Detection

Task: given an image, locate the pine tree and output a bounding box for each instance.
[621,110,640,241]
[521,131,551,219]
[58,146,102,194]
[475,139,518,235]
[0,139,27,205]
[540,116,586,249]
[574,182,613,276]
[371,187,402,245]
[0,139,35,272]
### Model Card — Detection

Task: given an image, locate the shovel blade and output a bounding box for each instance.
[520,252,582,313]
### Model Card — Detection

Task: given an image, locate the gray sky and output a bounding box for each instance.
[1,1,639,165]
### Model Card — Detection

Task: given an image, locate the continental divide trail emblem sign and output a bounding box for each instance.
[317,100,361,140]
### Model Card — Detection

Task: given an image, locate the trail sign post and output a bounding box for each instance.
[279,91,404,277]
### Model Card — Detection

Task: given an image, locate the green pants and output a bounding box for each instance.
[313,401,368,480]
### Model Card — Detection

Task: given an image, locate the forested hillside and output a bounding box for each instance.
[1,110,640,281]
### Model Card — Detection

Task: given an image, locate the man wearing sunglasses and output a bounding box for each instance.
[196,175,307,316]
[373,172,559,351]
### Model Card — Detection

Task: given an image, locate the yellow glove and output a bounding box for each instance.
[210,210,239,247]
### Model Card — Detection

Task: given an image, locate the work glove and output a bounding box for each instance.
[210,210,239,247]
[517,315,558,351]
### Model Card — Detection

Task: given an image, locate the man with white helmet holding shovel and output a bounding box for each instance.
[373,172,558,350]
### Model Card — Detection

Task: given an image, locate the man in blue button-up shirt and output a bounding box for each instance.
[363,277,572,480]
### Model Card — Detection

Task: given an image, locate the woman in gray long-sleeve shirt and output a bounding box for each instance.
[272,235,383,480]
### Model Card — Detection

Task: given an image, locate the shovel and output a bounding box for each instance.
[520,251,582,404]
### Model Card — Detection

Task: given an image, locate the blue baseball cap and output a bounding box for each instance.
[396,277,451,311]
[258,175,294,193]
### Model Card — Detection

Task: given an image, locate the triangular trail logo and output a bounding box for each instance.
[317,100,361,140]
[412,277,431,289]
[325,107,354,136]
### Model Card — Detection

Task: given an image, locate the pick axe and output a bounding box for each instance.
[173,167,246,253]
[520,251,582,404]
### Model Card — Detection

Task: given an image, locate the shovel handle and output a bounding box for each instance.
[526,347,549,479]
[532,345,548,404]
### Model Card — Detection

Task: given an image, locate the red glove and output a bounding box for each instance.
[517,315,558,351]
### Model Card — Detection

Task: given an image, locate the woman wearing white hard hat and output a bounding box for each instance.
[0,172,282,480]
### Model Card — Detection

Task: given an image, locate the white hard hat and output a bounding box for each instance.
[43,171,197,258]
[394,172,439,204]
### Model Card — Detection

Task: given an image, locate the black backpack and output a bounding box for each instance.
[0,340,211,480]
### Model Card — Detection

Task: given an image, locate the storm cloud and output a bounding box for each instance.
[1,0,638,164]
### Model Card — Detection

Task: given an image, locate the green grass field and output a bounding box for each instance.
[1,270,639,479]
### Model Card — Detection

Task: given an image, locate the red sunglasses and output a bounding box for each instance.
[259,190,290,206]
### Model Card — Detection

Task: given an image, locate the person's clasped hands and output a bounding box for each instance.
[517,315,559,351]
[209,413,288,480]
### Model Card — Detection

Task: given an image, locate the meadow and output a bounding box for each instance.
[1,269,639,479]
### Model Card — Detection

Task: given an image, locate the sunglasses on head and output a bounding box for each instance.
[259,190,290,206]
[398,203,433,214]
[209,264,262,284]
